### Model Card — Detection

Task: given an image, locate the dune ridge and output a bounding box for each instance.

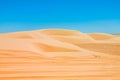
[0,29,120,80]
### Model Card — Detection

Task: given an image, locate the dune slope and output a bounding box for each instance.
[0,29,120,80]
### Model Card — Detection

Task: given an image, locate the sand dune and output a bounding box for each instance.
[0,31,33,39]
[114,34,120,37]
[0,29,120,80]
[88,33,115,40]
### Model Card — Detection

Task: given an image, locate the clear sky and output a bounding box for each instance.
[0,0,120,33]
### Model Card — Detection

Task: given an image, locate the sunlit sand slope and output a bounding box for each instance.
[0,29,120,80]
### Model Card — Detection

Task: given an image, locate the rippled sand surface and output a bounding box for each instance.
[0,29,120,80]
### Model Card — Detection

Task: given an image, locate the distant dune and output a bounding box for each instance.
[0,29,120,80]
[88,33,115,40]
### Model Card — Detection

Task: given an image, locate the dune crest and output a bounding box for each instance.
[88,33,115,40]
[0,29,120,80]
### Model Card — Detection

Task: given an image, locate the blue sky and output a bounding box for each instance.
[0,0,120,33]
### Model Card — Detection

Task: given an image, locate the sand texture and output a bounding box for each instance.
[0,29,120,80]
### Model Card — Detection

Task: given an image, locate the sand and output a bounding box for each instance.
[0,29,120,80]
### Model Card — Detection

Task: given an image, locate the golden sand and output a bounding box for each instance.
[0,29,120,80]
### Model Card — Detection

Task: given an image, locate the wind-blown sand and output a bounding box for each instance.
[0,29,120,80]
